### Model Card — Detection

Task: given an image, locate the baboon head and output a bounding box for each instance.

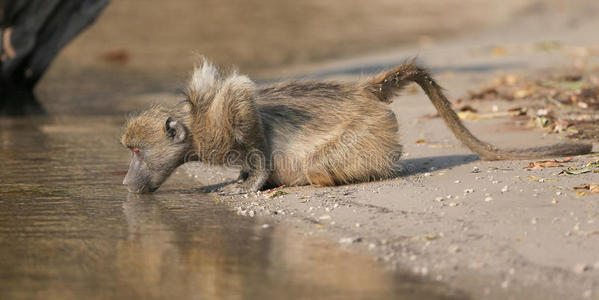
[121,104,193,193]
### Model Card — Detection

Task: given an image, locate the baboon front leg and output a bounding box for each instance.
[218,150,271,195]
[218,169,270,195]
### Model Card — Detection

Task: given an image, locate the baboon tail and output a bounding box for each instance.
[364,62,593,160]
[364,61,426,103]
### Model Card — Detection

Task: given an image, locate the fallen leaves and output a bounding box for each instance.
[567,120,599,140]
[264,185,287,199]
[525,158,573,171]
[507,107,527,117]
[462,68,599,140]
[458,105,478,113]
[553,119,569,133]
[560,160,599,175]
[573,184,599,196]
[266,190,287,198]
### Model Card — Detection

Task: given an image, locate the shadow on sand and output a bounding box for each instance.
[160,154,480,196]
[398,154,479,176]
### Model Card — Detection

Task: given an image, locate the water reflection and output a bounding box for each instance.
[0,116,466,299]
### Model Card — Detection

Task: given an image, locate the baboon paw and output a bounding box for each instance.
[216,183,251,196]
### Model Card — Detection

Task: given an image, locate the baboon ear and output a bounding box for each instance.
[165,117,186,143]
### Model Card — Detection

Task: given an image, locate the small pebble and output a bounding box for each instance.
[531,218,537,225]
[434,196,444,202]
[261,224,270,229]
[501,185,509,193]
[448,202,458,207]
[424,172,431,177]
[318,214,331,220]
[447,245,460,253]
[454,180,461,183]
[339,237,362,245]
[464,188,474,194]
[573,263,590,274]
[556,191,562,196]
[484,196,493,202]
[552,198,558,204]
[472,166,480,173]
[368,243,376,251]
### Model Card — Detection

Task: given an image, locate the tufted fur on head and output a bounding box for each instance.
[121,102,191,149]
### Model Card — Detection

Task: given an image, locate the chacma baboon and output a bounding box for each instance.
[121,60,593,194]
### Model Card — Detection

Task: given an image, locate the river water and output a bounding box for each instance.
[0,115,464,299]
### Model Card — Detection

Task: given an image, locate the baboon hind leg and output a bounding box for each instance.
[303,139,399,186]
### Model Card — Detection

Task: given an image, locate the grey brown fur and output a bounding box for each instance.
[121,60,593,194]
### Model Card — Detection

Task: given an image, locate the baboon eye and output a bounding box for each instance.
[132,147,140,153]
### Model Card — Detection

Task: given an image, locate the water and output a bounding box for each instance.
[0,115,464,299]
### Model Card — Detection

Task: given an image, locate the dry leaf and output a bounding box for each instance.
[526,157,574,171]
[507,107,527,117]
[469,87,498,100]
[553,119,569,133]
[265,190,287,199]
[573,184,599,196]
[264,185,286,198]
[458,105,478,113]
[561,160,599,175]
